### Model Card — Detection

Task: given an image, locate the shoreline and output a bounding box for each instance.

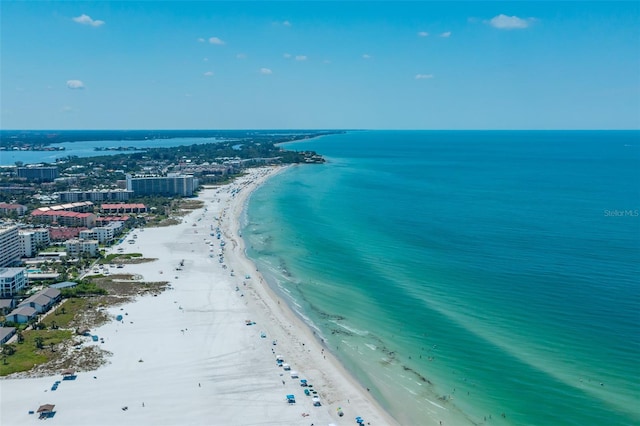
[226,165,400,425]
[0,165,399,426]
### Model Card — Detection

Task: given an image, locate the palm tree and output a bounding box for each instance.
[34,336,44,350]
[16,330,24,343]
[2,344,16,356]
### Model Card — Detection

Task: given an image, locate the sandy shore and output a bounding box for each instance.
[1,166,398,426]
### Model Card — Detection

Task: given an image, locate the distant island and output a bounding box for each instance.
[0,129,347,149]
[94,146,146,152]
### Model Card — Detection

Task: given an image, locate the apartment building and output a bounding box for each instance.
[126,174,198,197]
[65,239,99,257]
[0,225,21,267]
[19,229,50,257]
[0,267,27,298]
[58,189,134,203]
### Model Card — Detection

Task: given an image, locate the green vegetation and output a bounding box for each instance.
[0,329,72,376]
[41,299,88,329]
[100,253,142,264]
[60,281,107,297]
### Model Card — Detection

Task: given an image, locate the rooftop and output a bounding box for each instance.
[0,267,25,278]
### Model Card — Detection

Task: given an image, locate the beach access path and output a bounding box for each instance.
[0,166,399,426]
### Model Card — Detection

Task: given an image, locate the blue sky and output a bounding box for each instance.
[1,1,639,129]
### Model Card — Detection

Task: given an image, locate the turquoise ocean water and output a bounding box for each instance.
[243,131,639,425]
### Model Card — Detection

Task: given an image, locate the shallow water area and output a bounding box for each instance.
[244,131,640,425]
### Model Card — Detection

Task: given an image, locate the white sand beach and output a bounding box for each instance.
[0,166,399,426]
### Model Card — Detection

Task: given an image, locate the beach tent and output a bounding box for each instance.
[62,369,77,380]
[37,404,55,413]
[37,404,56,419]
[290,371,299,379]
[286,394,296,404]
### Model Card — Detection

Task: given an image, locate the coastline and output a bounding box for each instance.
[0,165,399,426]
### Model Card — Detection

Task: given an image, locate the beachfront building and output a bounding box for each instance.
[65,239,99,257]
[18,287,61,314]
[0,203,27,216]
[96,216,131,226]
[79,221,123,244]
[16,166,59,182]
[0,225,21,267]
[0,267,27,298]
[5,306,36,323]
[100,203,147,214]
[126,173,198,197]
[58,189,134,203]
[19,229,51,258]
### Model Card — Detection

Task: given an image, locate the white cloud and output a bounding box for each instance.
[66,80,85,89]
[236,53,247,59]
[203,71,214,77]
[72,14,105,27]
[61,106,74,113]
[283,53,292,59]
[439,31,451,38]
[209,37,225,45]
[418,31,429,37]
[197,38,205,43]
[295,55,307,61]
[362,54,371,59]
[260,68,273,75]
[488,14,533,29]
[282,20,292,27]
[203,57,209,62]
[415,74,434,80]
[323,59,331,64]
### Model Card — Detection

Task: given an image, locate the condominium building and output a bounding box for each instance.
[79,221,123,244]
[32,201,94,214]
[58,190,134,203]
[65,239,99,257]
[17,166,59,182]
[126,174,198,197]
[19,229,50,257]
[0,225,21,267]
[100,203,147,214]
[0,203,27,216]
[0,267,27,298]
[30,211,97,228]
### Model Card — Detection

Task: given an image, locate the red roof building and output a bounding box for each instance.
[31,210,96,228]
[0,203,27,216]
[49,227,88,241]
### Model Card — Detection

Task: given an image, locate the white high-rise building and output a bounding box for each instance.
[19,232,35,258]
[0,225,21,267]
[19,229,50,258]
